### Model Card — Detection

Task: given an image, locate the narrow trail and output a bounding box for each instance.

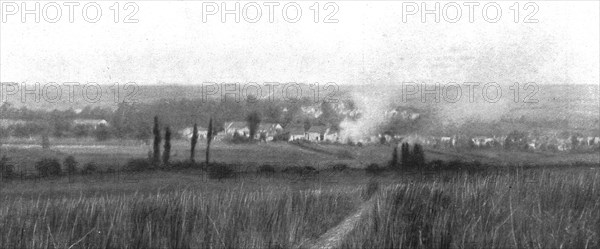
[301,196,376,249]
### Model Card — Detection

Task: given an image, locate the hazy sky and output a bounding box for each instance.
[1,1,598,85]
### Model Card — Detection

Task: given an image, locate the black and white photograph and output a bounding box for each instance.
[0,1,599,248]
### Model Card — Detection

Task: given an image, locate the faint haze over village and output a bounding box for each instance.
[0,1,598,86]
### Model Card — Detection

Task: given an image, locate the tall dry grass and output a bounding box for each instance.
[0,186,359,249]
[342,169,600,249]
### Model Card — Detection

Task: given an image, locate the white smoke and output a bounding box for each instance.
[338,90,392,142]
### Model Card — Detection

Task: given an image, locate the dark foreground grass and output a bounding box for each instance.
[0,186,359,249]
[1,168,599,249]
[341,169,600,249]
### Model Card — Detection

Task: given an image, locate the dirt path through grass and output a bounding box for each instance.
[301,195,376,249]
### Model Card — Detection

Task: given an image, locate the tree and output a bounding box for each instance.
[265,105,282,123]
[35,158,61,177]
[73,124,90,138]
[163,127,171,165]
[206,118,213,165]
[246,111,261,139]
[64,156,78,175]
[571,133,582,150]
[190,123,199,162]
[400,142,410,168]
[259,132,267,142]
[303,118,312,132]
[152,116,161,164]
[411,144,426,169]
[319,101,340,126]
[93,124,111,141]
[0,156,14,179]
[389,146,399,169]
[134,122,152,142]
[82,162,98,174]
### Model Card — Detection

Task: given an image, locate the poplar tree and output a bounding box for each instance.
[206,118,213,165]
[190,123,198,162]
[390,146,399,169]
[163,126,171,165]
[153,116,161,164]
[401,142,410,168]
[412,143,426,169]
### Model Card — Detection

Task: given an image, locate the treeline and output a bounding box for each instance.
[0,97,350,140]
[0,102,112,139]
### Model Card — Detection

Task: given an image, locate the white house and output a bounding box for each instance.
[287,126,306,141]
[256,123,283,140]
[306,126,327,142]
[224,121,249,137]
[72,119,109,129]
[179,126,208,140]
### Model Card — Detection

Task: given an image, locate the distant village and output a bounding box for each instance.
[176,120,600,152]
[1,99,599,153]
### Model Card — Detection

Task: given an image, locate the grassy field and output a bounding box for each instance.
[0,170,372,249]
[1,140,343,173]
[2,138,599,174]
[1,137,599,248]
[1,166,599,249]
[342,168,600,249]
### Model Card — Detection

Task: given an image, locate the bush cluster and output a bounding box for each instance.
[0,156,15,179]
[207,163,235,180]
[35,158,62,177]
[257,165,276,174]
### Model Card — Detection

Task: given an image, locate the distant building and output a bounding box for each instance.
[257,123,282,133]
[256,123,283,140]
[224,121,249,137]
[287,126,306,141]
[305,126,328,142]
[72,119,109,129]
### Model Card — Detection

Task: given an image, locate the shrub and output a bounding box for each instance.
[35,158,62,177]
[208,163,234,180]
[447,160,464,171]
[126,158,152,172]
[282,166,318,175]
[282,166,305,174]
[94,124,111,141]
[171,160,199,169]
[428,160,445,170]
[258,165,276,174]
[303,166,316,172]
[0,156,15,179]
[365,163,383,174]
[64,156,78,175]
[82,162,98,174]
[226,133,254,144]
[331,163,348,171]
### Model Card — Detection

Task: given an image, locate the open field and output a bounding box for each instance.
[1,167,599,249]
[2,138,599,175]
[342,168,600,249]
[2,136,598,248]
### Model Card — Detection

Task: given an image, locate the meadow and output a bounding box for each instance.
[1,166,599,249]
[1,137,599,249]
[2,137,599,174]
